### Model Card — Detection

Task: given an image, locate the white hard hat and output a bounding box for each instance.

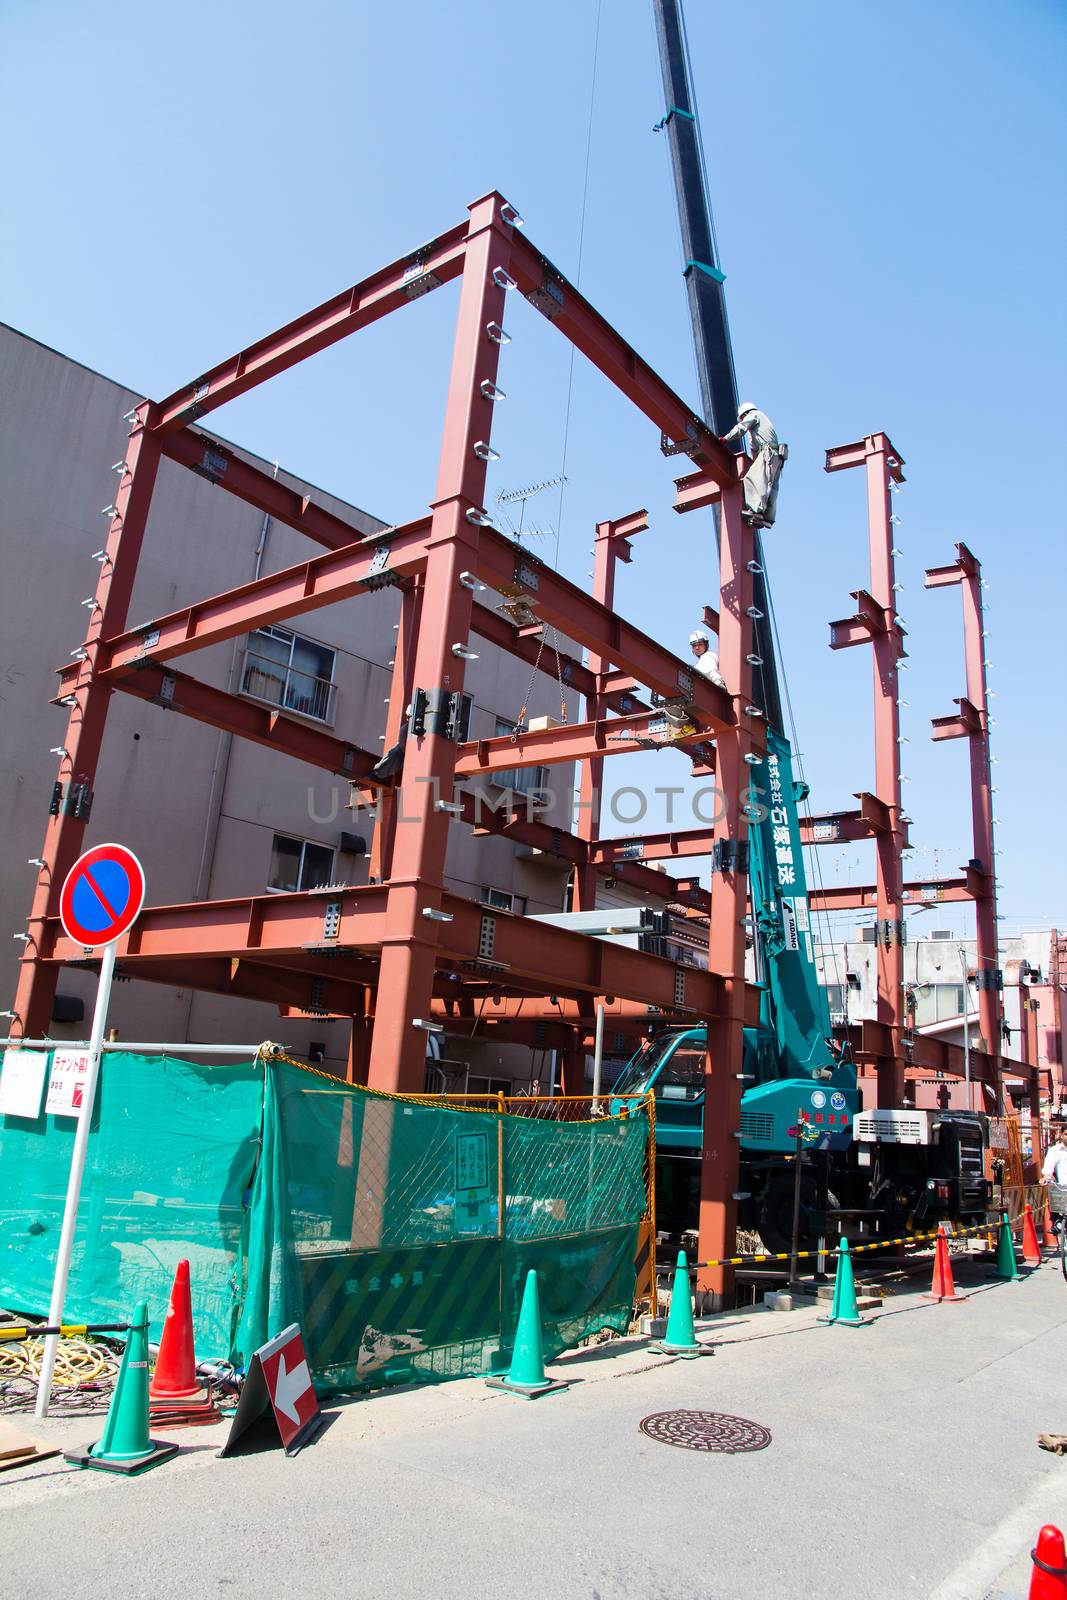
[737,401,758,417]
[689,629,708,644]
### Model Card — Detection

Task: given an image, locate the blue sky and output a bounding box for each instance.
[3,0,1064,941]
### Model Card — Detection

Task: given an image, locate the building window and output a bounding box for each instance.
[480,886,526,915]
[467,1075,512,1096]
[913,983,967,1028]
[492,718,548,798]
[267,833,335,893]
[241,625,336,724]
[823,982,846,1022]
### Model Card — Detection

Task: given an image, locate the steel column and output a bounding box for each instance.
[924,542,1004,1108]
[696,468,754,1302]
[574,514,638,910]
[13,411,162,1036]
[368,580,423,883]
[826,434,908,1104]
[366,194,516,1093]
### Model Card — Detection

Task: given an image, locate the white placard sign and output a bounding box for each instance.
[0,1049,50,1119]
[45,1050,93,1118]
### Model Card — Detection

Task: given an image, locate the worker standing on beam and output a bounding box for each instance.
[689,629,726,689]
[722,402,788,527]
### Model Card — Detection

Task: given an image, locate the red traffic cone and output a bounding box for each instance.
[1029,1524,1067,1599]
[1023,1204,1043,1266]
[150,1260,207,1407]
[924,1226,966,1304]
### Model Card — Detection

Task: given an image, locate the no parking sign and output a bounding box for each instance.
[36,842,145,1420]
[59,842,145,949]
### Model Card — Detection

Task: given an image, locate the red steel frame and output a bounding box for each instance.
[823,439,1028,1113]
[825,435,909,1104]
[925,540,1012,1116]
[12,191,763,1292]
[13,197,1037,1289]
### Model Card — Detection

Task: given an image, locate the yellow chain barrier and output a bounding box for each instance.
[696,1222,992,1270]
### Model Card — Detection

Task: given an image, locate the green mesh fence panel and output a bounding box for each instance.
[0,1050,651,1393]
[234,1061,651,1391]
[0,1051,262,1357]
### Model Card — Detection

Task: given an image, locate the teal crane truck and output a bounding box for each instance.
[616,1,991,1252]
[609,734,989,1250]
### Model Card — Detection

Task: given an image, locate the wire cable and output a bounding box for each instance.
[553,0,603,571]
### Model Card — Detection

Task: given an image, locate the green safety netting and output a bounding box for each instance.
[0,1051,262,1357]
[0,1051,651,1391]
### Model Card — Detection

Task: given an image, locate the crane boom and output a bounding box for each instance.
[651,0,783,731]
[651,0,835,1092]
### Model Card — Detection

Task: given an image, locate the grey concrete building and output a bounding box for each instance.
[0,323,577,1085]
[814,925,1066,1111]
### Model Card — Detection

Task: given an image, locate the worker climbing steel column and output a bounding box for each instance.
[721,402,788,528]
[688,627,726,689]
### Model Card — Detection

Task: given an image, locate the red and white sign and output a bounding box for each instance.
[220,1322,322,1458]
[45,1049,92,1118]
[259,1326,319,1450]
[59,843,145,951]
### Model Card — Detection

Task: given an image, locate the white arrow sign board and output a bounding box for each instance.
[219,1323,324,1458]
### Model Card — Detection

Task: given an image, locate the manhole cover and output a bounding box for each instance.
[639,1409,772,1454]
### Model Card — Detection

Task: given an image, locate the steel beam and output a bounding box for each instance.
[469,523,739,731]
[509,233,735,481]
[160,429,390,552]
[113,954,372,1018]
[842,1021,1037,1094]
[41,882,734,1019]
[807,876,976,912]
[455,711,713,777]
[53,661,377,779]
[150,223,470,433]
[931,697,982,741]
[76,519,431,677]
[469,602,595,699]
[592,829,711,865]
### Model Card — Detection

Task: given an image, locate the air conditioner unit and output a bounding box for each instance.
[853,1108,935,1146]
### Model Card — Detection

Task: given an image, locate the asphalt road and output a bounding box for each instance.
[3,1251,1067,1600]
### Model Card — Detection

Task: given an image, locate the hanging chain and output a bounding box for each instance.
[513,632,547,737]
[512,625,571,734]
[552,628,569,724]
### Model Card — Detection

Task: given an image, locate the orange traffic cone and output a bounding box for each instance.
[924,1226,966,1304]
[1043,1201,1057,1251]
[150,1260,212,1416]
[1023,1204,1043,1266]
[1029,1524,1067,1599]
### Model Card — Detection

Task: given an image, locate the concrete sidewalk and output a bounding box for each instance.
[3,1252,1067,1599]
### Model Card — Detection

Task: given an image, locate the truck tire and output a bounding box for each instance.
[758,1174,835,1258]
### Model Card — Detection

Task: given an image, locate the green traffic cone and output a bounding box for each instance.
[486,1270,570,1399]
[995,1212,1021,1282]
[818,1238,865,1327]
[65,1302,179,1475]
[650,1251,710,1357]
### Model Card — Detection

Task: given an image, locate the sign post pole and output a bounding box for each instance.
[35,940,117,1418]
[35,842,145,1419]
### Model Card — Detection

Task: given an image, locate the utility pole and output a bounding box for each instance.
[959,944,972,1106]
